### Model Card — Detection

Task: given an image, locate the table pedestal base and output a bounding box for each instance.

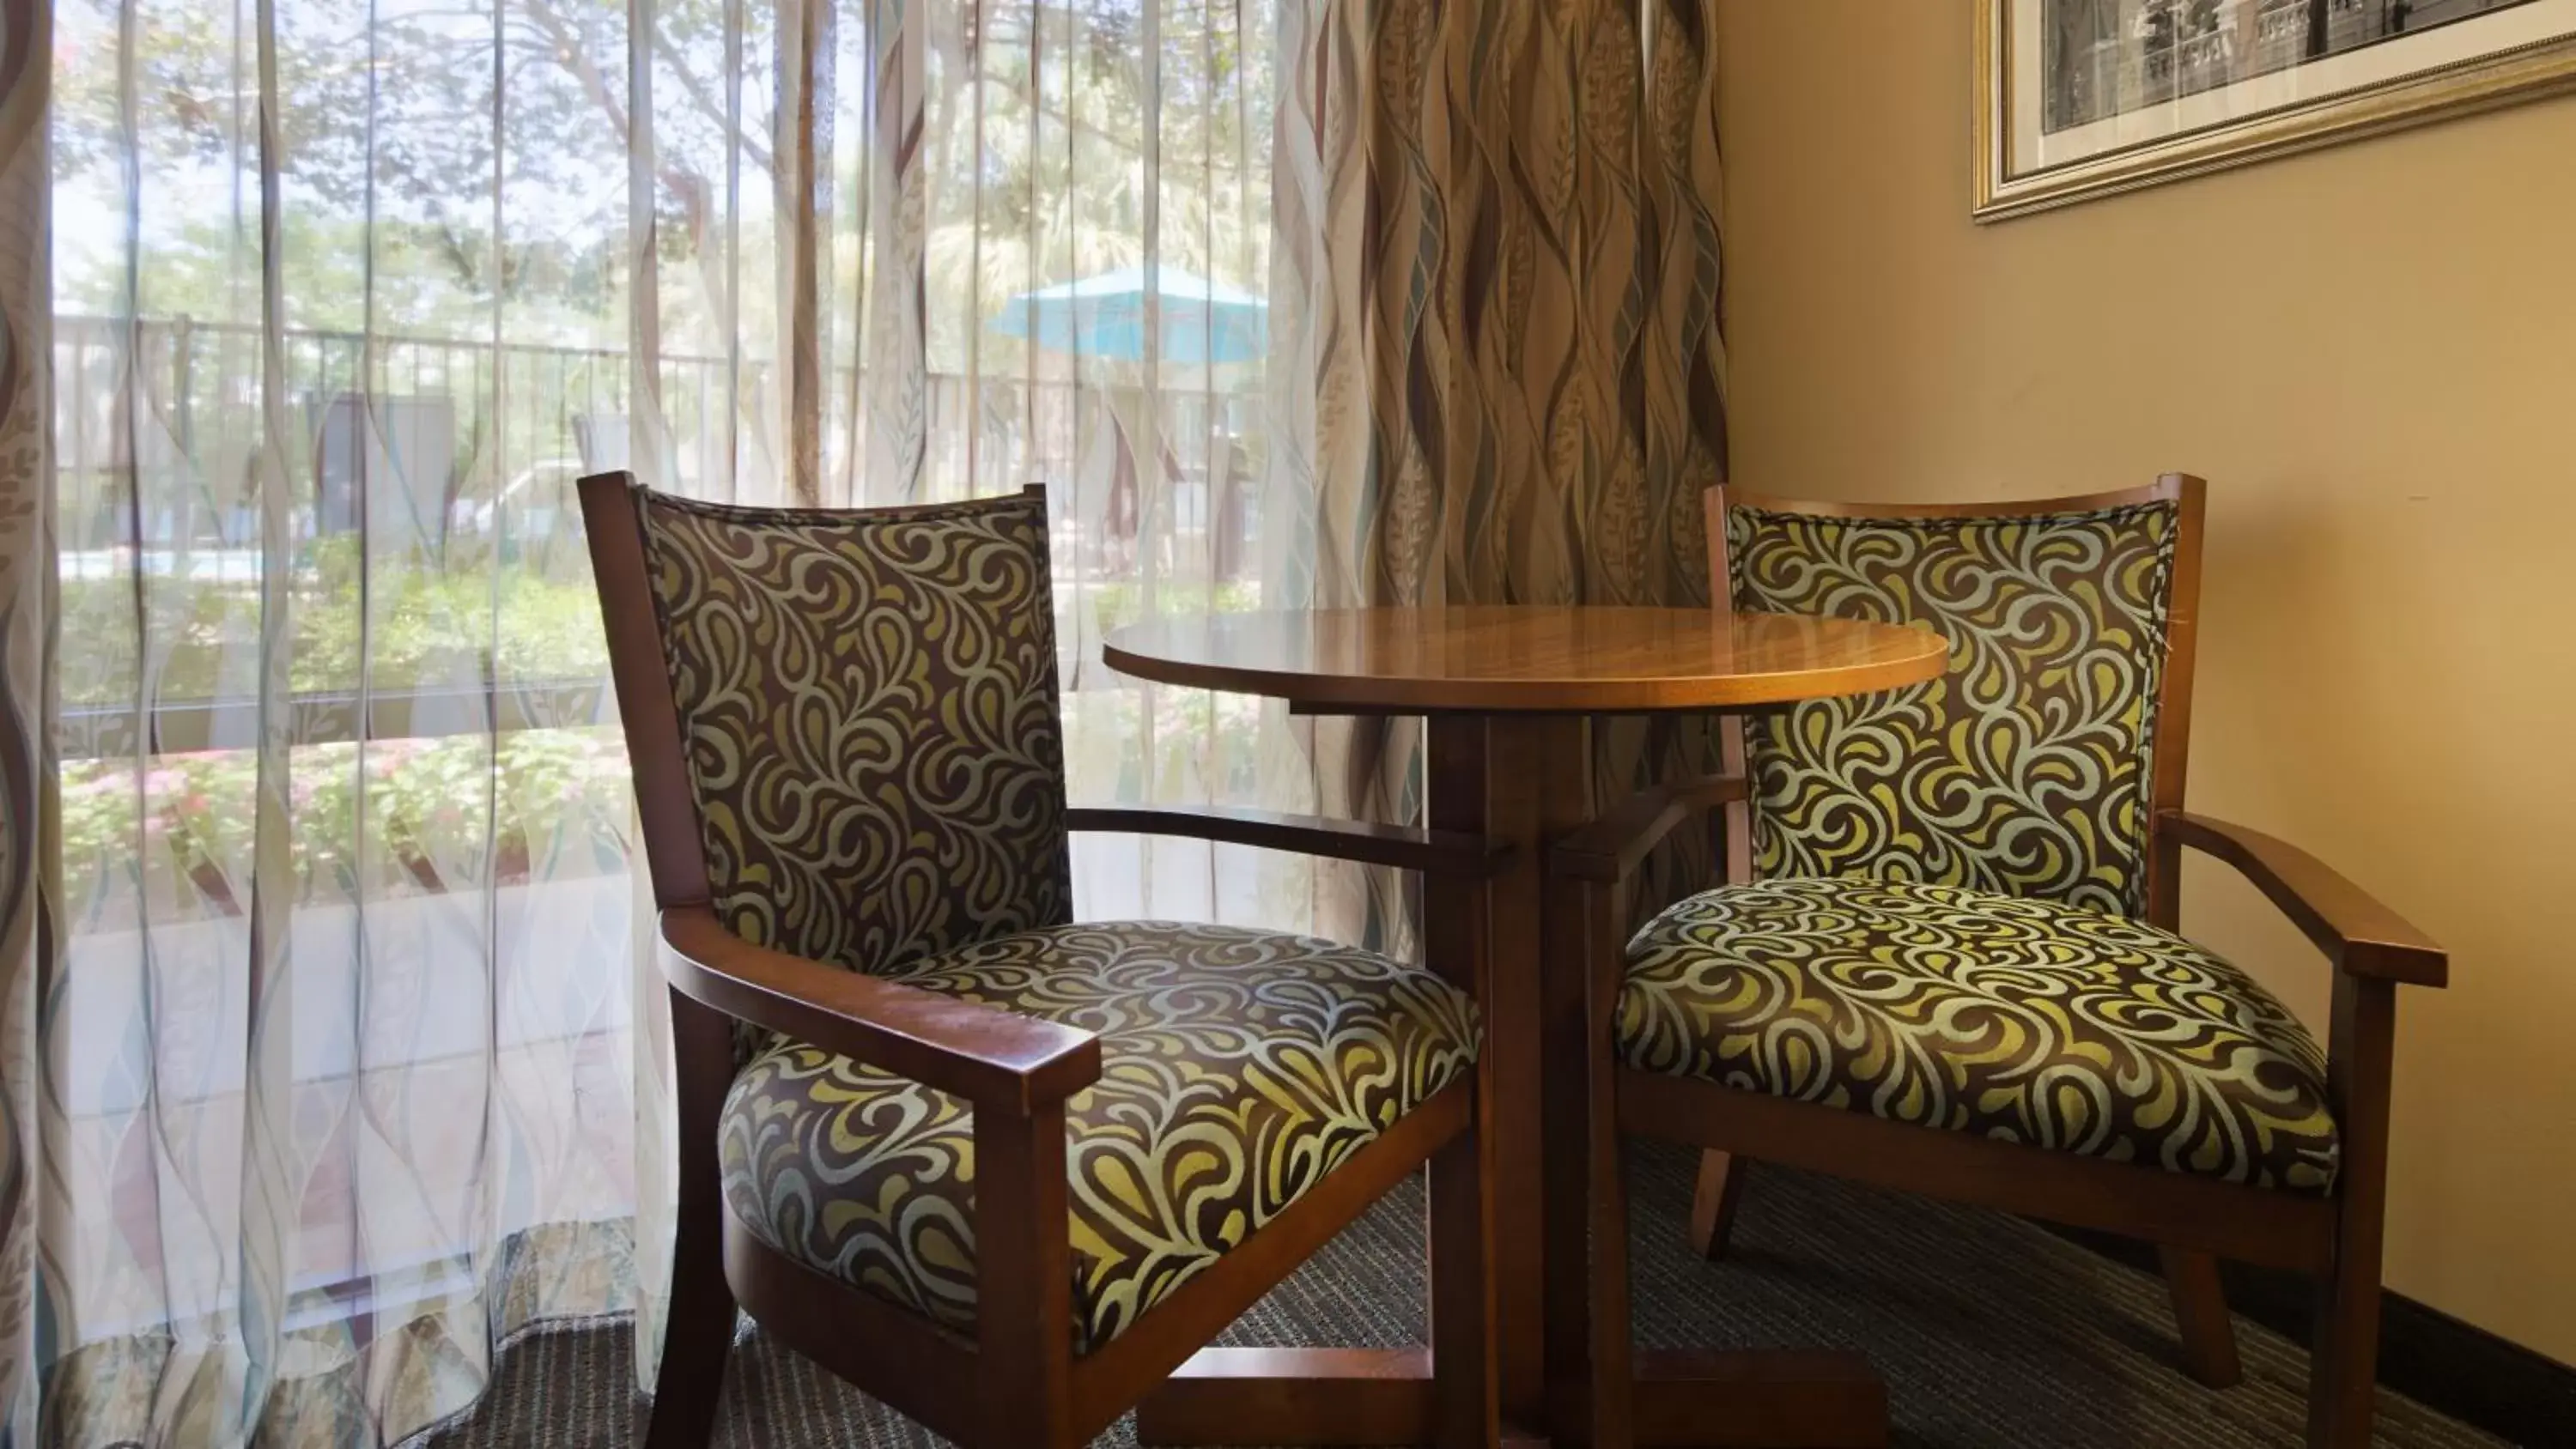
[1097,626,1946,1449]
[1132,1345,1887,1448]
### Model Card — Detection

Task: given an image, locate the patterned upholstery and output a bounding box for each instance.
[1725,500,2179,919]
[628,483,1482,1351]
[1619,878,2337,1194]
[719,920,1480,1353]
[636,487,1072,977]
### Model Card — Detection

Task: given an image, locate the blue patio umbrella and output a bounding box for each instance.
[987,264,1268,365]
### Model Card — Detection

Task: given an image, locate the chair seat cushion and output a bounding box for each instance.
[718,920,1480,1353]
[1618,879,2337,1194]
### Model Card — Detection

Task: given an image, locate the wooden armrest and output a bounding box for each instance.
[1066,804,1510,877]
[1549,774,1748,883]
[2160,811,2448,988]
[660,906,1103,1113]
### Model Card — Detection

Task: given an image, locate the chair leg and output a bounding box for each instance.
[2306,1244,2384,1448]
[1686,1149,1748,1261]
[1428,1125,1498,1449]
[2159,1246,2243,1388]
[2306,977,2396,1449]
[645,1223,739,1449]
[975,1102,1079,1449]
[1588,1111,1636,1447]
[644,991,741,1449]
[1583,1010,1638,1449]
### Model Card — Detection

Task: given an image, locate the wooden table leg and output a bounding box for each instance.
[1139,718,1513,1449]
[1134,1347,1440,1446]
[1136,1344,1883,1449]
[1559,1350,1890,1448]
[1465,715,1580,1431]
[1505,715,1887,1449]
[1527,716,1600,1442]
[1136,713,1890,1449]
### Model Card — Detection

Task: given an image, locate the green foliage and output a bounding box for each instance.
[53,0,1295,943]
[54,0,633,334]
[1079,579,1260,638]
[55,0,1273,353]
[61,728,635,920]
[58,543,611,708]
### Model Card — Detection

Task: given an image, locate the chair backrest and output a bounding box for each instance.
[1706,476,2204,922]
[584,474,1073,974]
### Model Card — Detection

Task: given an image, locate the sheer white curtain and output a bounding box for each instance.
[613,0,1303,916]
[46,0,655,1440]
[41,0,1315,1441]
[616,0,1332,1385]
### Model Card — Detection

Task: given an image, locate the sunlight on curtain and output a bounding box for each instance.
[48,0,642,1439]
[38,0,1726,1436]
[618,0,1327,1385]
[44,0,1316,1441]
[619,0,1304,922]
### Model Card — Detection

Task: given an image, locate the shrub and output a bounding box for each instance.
[60,727,634,923]
[58,540,612,708]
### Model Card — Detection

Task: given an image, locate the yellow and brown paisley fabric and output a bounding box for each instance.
[1619,878,2337,1193]
[718,920,1480,1352]
[635,484,1483,1347]
[635,488,1072,975]
[1725,500,2178,919]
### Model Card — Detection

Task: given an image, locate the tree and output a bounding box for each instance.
[57,0,1273,357]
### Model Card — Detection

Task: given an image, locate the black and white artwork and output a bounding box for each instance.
[2040,0,2539,131]
[1982,0,2576,216]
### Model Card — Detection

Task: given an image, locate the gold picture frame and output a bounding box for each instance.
[1975,0,2576,221]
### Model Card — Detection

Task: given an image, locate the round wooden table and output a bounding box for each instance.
[1106,606,1948,1449]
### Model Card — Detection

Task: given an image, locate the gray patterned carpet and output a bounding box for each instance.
[429,1143,2506,1448]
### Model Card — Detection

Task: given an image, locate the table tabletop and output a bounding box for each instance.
[1102,604,1948,713]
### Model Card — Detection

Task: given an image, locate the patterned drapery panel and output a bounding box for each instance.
[0,1,51,1440]
[1281,0,1732,939]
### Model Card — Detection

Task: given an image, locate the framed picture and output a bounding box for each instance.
[1975,0,2576,219]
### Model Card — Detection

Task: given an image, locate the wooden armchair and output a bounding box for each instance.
[582,475,1501,1449]
[1556,476,2446,1448]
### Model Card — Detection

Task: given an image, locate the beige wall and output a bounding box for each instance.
[1715,0,2576,1363]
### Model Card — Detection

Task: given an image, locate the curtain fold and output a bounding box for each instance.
[1,0,53,1440]
[1290,0,1731,941]
[11,0,1725,1442]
